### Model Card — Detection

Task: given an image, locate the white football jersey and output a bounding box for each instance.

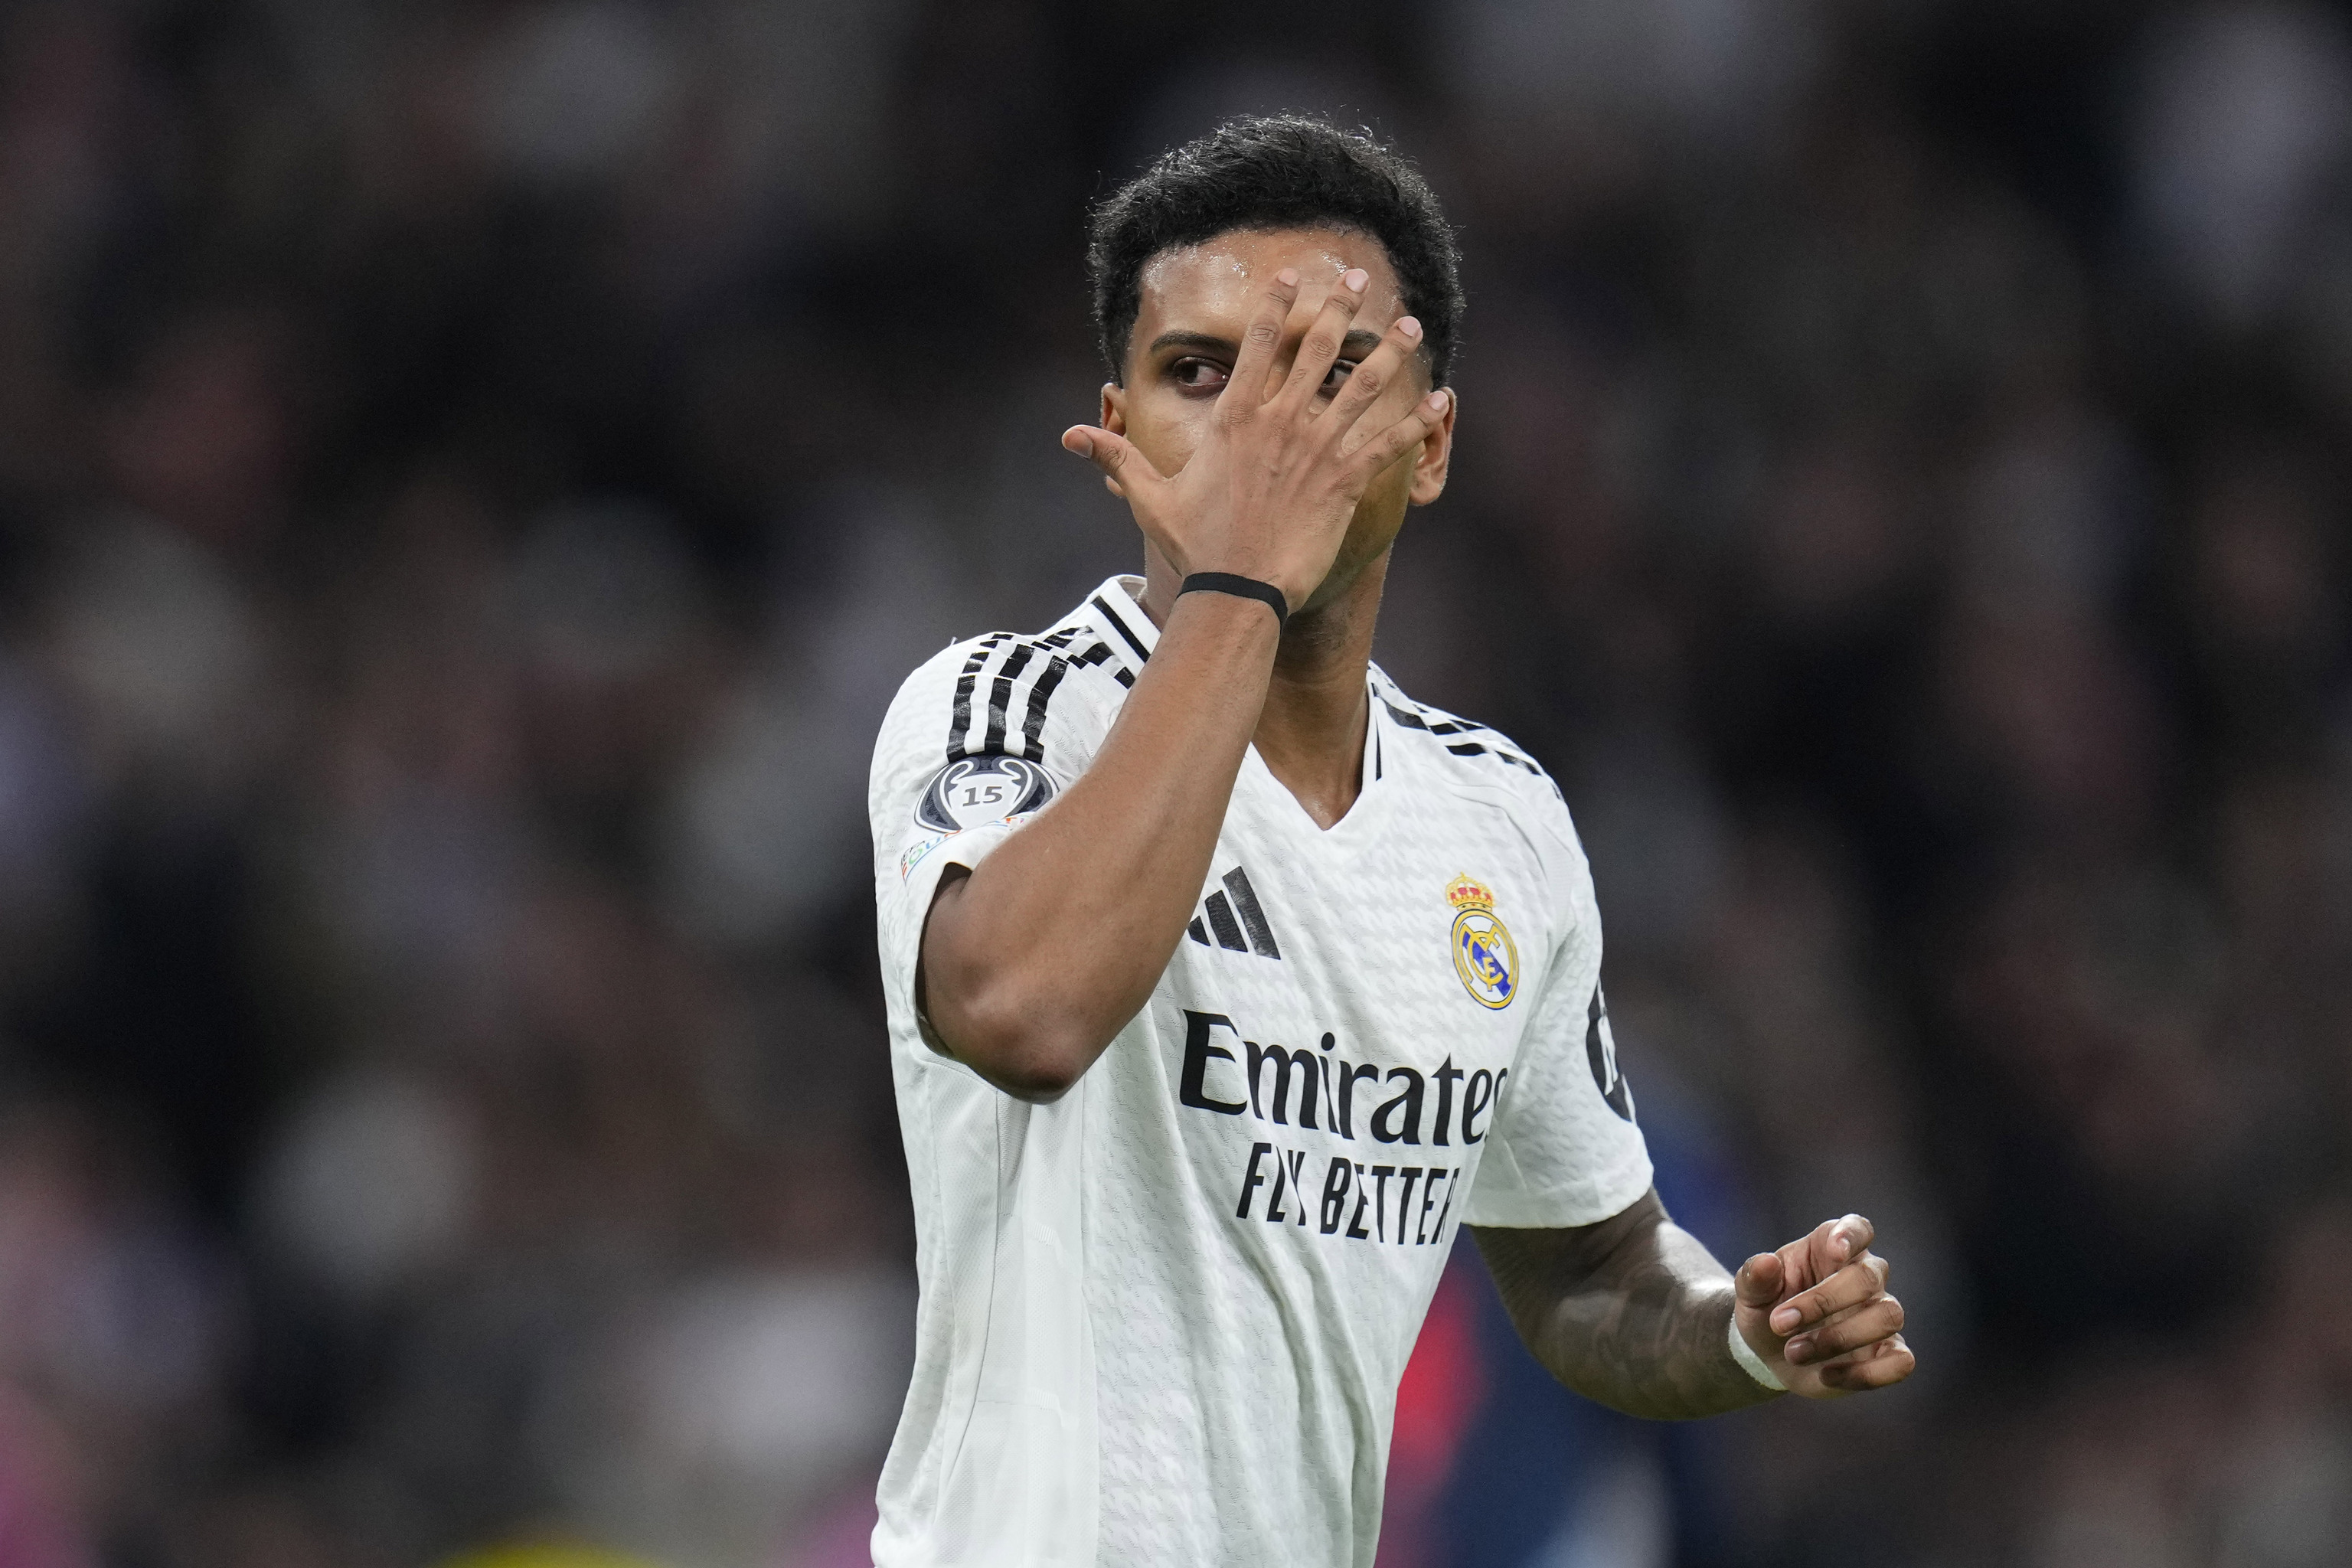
[867,575,1651,1568]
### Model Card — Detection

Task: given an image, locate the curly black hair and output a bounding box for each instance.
[1086,116,1464,387]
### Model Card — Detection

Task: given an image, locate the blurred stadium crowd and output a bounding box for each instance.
[2,2,2350,1566]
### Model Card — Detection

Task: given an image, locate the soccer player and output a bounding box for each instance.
[866,116,1914,1566]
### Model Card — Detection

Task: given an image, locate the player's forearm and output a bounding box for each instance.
[920,590,1279,1098]
[1472,1194,1780,1420]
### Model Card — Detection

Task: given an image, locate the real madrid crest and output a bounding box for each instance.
[1447,874,1517,1010]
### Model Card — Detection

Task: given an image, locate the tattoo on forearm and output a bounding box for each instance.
[1471,1192,1779,1420]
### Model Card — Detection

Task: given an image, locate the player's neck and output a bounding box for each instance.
[1138,551,1383,831]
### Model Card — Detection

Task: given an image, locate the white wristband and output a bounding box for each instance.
[1728,1312,1786,1391]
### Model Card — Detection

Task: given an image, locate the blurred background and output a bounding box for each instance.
[1,1,2349,1565]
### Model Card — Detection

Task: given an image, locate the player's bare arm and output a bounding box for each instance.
[919,256,1452,1100]
[1475,1199,1916,1417]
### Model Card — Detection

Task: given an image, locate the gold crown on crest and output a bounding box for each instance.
[1446,874,1494,912]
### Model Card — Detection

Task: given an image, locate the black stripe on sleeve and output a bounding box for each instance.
[1382,699,1489,739]
[1222,867,1281,960]
[1070,639,1135,688]
[1444,741,1543,775]
[1380,691,1538,774]
[947,633,1011,759]
[1092,593,1152,663]
[983,642,1037,755]
[1020,655,1070,763]
[1187,917,1210,946]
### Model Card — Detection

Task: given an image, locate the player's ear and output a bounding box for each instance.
[1095,384,1132,498]
[1406,387,1455,506]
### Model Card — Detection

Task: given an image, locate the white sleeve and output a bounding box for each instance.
[868,636,1098,1044]
[1459,838,1653,1229]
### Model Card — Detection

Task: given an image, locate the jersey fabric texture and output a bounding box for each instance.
[867,576,1652,1568]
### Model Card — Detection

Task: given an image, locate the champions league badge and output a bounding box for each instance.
[1447,874,1517,1010]
[915,754,1057,835]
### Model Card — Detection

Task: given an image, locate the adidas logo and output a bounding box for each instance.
[1187,867,1282,960]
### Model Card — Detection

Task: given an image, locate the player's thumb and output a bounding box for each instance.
[1062,426,1161,497]
[1734,1252,1782,1309]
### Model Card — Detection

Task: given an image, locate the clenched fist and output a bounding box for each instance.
[1736,1213,1916,1397]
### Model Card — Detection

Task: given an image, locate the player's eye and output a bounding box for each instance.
[1320,360,1357,397]
[1171,357,1229,392]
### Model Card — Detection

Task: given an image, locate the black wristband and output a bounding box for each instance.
[1178,572,1289,631]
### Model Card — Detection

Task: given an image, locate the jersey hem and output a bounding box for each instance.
[1456,1148,1654,1230]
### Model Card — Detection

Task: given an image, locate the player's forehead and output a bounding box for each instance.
[1133,225,1406,341]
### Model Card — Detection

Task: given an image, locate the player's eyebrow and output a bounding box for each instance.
[1147,331,1234,356]
[1147,328,1387,359]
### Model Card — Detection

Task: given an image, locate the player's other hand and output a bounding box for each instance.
[1059,267,1449,614]
[1733,1214,1914,1398]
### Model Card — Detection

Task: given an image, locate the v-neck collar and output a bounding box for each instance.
[1251,669,1391,840]
[1240,694,1387,840]
[1088,574,1387,840]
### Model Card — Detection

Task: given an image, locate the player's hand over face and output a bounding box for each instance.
[1060,267,1450,614]
[1733,1214,1916,1398]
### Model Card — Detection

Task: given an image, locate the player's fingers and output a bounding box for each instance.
[1763,1236,1818,1312]
[1276,268,1370,411]
[1323,315,1423,449]
[1062,426,1167,498]
[1346,389,1450,482]
[1734,1251,1783,1309]
[1775,1214,1870,1305]
[1768,1251,1890,1335]
[1224,268,1302,416]
[1816,1334,1916,1393]
[1810,1214,1875,1278]
[1785,1295,1903,1365]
